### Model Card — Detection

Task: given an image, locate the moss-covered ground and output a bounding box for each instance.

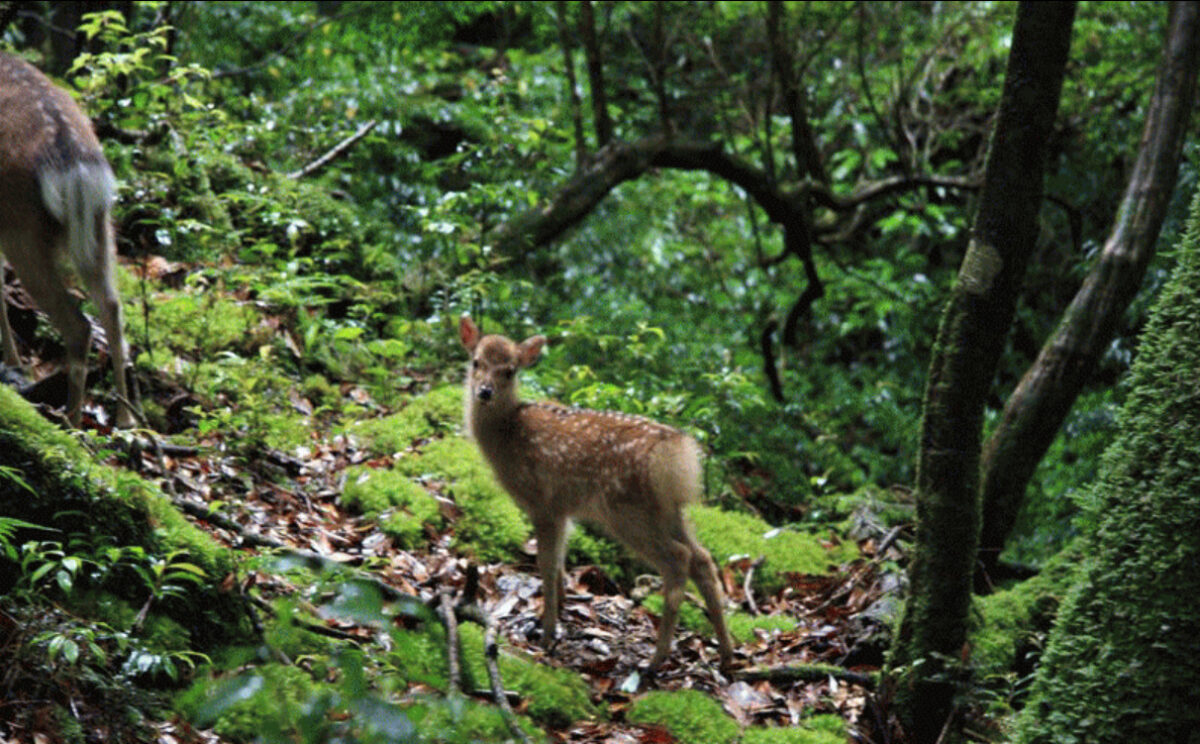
[0,263,871,744]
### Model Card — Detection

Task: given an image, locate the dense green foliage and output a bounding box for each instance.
[1,1,1197,741]
[61,1,1186,549]
[1013,190,1200,743]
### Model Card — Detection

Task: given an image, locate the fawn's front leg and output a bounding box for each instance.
[534,518,568,647]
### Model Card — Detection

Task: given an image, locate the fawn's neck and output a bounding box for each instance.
[465,392,524,442]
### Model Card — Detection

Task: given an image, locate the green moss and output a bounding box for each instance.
[345,384,463,455]
[404,696,543,743]
[341,465,442,548]
[388,627,450,690]
[565,524,629,580]
[177,664,318,743]
[458,623,599,728]
[395,437,529,562]
[301,374,338,406]
[1014,190,1200,744]
[0,385,234,601]
[627,689,739,744]
[740,715,846,744]
[147,290,258,358]
[970,544,1078,677]
[690,505,858,593]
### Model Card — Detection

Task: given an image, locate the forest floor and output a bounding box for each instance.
[4,273,905,742]
[112,390,902,742]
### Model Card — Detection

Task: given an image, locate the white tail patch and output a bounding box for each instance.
[38,160,117,279]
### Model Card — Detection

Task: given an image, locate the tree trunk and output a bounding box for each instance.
[977,1,1200,579]
[884,4,1076,742]
[578,0,612,148]
[1013,187,1200,744]
[554,1,588,171]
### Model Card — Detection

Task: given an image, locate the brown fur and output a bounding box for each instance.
[459,316,734,671]
[0,52,134,426]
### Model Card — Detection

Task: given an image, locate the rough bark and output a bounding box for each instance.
[884,4,1076,742]
[977,1,1200,577]
[1014,187,1200,744]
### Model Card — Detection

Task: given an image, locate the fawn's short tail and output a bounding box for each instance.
[647,434,703,509]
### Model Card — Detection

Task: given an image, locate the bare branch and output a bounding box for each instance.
[760,320,785,403]
[287,119,377,180]
[766,1,827,183]
[440,591,462,696]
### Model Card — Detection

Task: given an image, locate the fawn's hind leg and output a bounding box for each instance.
[689,542,735,671]
[646,538,693,670]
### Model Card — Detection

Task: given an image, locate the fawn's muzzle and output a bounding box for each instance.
[477,385,493,402]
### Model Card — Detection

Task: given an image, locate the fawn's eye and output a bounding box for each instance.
[503,368,515,379]
[472,359,480,369]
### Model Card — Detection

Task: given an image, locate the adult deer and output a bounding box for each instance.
[459,315,734,671]
[0,52,134,427]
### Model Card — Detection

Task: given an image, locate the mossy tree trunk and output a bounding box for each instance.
[977,1,1200,578]
[884,4,1076,741]
[1013,188,1200,743]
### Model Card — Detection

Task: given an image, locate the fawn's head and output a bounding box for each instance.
[459,316,546,414]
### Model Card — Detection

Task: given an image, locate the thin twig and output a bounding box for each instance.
[286,119,378,180]
[734,663,876,689]
[743,556,765,615]
[440,591,461,696]
[483,619,533,744]
[211,4,366,80]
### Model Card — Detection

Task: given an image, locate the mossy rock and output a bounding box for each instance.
[344,384,463,455]
[740,715,846,744]
[395,437,529,563]
[627,689,739,744]
[388,626,451,690]
[340,465,443,548]
[0,386,237,639]
[386,615,597,729]
[690,505,858,594]
[458,623,600,728]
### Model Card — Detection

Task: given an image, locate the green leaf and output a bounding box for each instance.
[62,639,80,665]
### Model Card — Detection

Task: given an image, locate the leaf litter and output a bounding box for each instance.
[110,383,904,742]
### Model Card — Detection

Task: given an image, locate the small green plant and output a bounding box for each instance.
[125,548,207,628]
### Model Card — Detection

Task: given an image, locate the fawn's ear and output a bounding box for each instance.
[517,335,547,368]
[459,315,480,351]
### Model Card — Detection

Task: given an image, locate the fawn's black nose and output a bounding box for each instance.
[477,385,493,402]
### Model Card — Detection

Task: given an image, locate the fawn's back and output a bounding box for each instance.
[0,52,112,236]
[474,400,703,545]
